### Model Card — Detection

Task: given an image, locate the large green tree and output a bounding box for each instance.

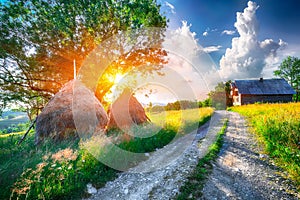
[0,0,167,118]
[274,56,300,101]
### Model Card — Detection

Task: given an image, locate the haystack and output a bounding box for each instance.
[107,88,150,129]
[35,80,108,144]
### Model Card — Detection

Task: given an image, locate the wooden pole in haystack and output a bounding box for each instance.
[18,117,37,145]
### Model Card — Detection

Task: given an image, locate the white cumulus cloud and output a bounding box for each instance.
[165,1,176,14]
[134,21,223,103]
[219,1,286,80]
[222,30,236,35]
[202,31,208,37]
[203,45,222,53]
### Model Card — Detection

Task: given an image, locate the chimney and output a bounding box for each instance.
[259,77,263,82]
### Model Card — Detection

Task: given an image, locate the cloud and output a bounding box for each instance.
[132,21,223,103]
[222,30,235,35]
[203,45,222,53]
[202,31,208,37]
[165,1,176,14]
[219,1,286,80]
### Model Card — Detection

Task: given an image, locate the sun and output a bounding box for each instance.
[114,73,123,84]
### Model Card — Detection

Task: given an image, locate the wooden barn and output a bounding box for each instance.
[230,78,296,105]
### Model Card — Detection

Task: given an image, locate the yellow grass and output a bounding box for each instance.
[148,107,214,134]
[231,102,300,189]
[0,131,26,138]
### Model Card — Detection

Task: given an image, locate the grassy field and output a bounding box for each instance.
[0,107,213,199]
[149,108,214,134]
[230,103,300,189]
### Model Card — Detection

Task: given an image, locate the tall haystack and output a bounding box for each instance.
[107,88,150,129]
[35,80,108,144]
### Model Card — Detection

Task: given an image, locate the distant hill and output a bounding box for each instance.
[0,111,29,130]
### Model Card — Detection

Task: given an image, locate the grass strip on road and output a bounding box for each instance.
[176,119,228,199]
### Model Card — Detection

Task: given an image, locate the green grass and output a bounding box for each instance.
[176,119,228,199]
[0,132,117,200]
[112,108,214,153]
[0,108,214,199]
[230,103,300,190]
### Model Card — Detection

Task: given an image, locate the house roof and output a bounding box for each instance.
[233,78,296,95]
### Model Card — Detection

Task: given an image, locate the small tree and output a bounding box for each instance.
[208,81,232,110]
[274,56,300,101]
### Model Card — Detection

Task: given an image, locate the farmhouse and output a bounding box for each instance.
[230,78,296,105]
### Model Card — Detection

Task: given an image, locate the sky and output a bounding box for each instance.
[133,0,300,104]
[1,0,299,104]
[158,0,300,78]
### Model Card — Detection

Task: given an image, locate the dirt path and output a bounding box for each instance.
[201,111,299,200]
[86,111,227,200]
[86,111,299,200]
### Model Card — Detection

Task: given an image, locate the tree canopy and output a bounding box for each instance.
[0,0,167,117]
[274,56,300,101]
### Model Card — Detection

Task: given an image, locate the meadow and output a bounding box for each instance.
[230,103,300,189]
[0,107,213,199]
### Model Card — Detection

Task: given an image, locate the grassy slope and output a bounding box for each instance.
[230,103,300,190]
[0,117,29,130]
[0,112,29,130]
[0,107,213,200]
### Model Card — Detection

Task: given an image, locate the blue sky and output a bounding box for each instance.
[158,0,300,79]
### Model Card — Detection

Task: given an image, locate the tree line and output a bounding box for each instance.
[147,99,212,112]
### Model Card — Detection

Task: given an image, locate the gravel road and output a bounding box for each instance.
[200,111,299,200]
[86,111,227,200]
[85,111,299,200]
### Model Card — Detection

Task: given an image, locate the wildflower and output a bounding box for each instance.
[36,162,46,172]
[51,148,78,163]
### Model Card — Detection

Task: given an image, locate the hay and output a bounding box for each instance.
[35,80,108,144]
[107,89,150,129]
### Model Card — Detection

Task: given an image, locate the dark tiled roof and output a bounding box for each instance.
[234,78,296,95]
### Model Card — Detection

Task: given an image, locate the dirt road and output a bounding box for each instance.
[86,111,299,200]
[86,111,227,200]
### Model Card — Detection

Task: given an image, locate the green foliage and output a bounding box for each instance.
[274,56,300,101]
[208,81,232,110]
[165,100,199,111]
[201,98,212,107]
[0,123,28,134]
[176,119,228,199]
[0,132,117,200]
[231,103,300,190]
[117,125,178,153]
[0,0,167,114]
[0,119,29,132]
[149,100,212,113]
